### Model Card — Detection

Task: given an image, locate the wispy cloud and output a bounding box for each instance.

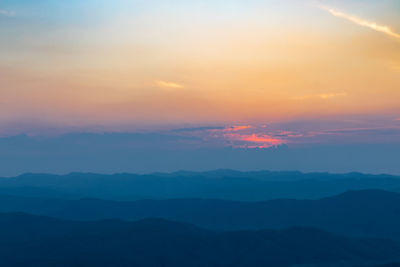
[177,121,400,149]
[155,80,184,90]
[222,125,253,132]
[320,6,400,39]
[223,133,285,148]
[205,125,287,149]
[291,92,347,101]
[0,9,15,17]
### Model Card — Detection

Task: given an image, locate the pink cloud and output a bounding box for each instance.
[223,133,286,148]
[223,125,253,132]
[179,121,400,149]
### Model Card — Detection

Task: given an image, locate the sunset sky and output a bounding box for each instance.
[1,0,400,148]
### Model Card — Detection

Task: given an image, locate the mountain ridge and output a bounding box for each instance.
[0,189,399,240]
[0,171,399,201]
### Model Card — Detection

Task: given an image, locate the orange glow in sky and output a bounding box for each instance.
[0,1,399,128]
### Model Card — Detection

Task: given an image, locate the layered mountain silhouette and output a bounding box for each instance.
[0,189,399,240]
[2,171,400,266]
[0,170,400,201]
[0,212,399,267]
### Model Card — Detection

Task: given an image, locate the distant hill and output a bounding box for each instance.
[0,171,400,201]
[1,190,400,240]
[0,213,399,267]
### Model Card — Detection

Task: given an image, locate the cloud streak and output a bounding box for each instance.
[222,125,253,132]
[156,80,184,90]
[291,92,347,101]
[320,6,400,39]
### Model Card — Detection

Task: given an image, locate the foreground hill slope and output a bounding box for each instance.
[0,213,399,267]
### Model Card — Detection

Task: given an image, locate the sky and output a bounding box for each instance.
[0,0,400,174]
